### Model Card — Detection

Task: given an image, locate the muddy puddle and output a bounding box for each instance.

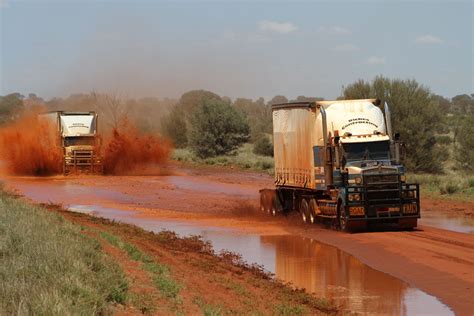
[420,211,474,234]
[66,204,453,315]
[6,176,474,234]
[2,176,470,314]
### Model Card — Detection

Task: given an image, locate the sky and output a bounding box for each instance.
[0,0,473,101]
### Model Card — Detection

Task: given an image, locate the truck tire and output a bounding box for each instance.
[309,199,319,224]
[300,199,311,223]
[338,202,350,232]
[271,194,282,216]
[260,190,272,214]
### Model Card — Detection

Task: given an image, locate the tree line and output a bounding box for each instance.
[0,76,472,173]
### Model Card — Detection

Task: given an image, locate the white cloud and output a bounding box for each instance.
[415,34,443,44]
[334,44,359,52]
[258,20,298,34]
[366,56,386,65]
[318,26,351,35]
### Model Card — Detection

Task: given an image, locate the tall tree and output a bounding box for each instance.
[291,96,324,102]
[268,95,288,106]
[189,99,249,158]
[234,97,272,142]
[161,90,221,147]
[0,93,24,123]
[451,94,473,115]
[455,112,474,171]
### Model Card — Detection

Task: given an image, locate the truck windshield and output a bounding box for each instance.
[342,141,390,162]
[64,136,96,147]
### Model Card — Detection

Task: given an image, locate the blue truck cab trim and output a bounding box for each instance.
[343,182,420,221]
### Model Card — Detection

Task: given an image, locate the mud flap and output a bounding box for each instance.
[398,218,417,230]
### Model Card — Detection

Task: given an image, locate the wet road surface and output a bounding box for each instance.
[2,169,473,315]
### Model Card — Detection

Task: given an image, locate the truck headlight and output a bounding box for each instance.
[355,177,362,185]
[348,193,361,201]
[400,175,406,182]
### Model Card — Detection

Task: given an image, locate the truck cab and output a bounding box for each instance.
[261,99,420,231]
[334,133,419,231]
[41,111,103,174]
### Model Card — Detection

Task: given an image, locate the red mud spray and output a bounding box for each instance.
[0,112,62,176]
[102,119,172,175]
[0,113,172,176]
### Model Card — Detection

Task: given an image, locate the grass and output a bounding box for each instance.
[274,303,306,316]
[192,297,223,316]
[407,173,474,201]
[99,231,182,301]
[0,186,338,315]
[172,143,274,173]
[0,189,128,315]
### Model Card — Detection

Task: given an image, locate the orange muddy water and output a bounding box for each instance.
[48,204,453,315]
[2,166,473,315]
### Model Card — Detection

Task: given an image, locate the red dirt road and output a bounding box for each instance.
[2,165,474,315]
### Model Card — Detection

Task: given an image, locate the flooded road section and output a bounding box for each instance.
[5,175,474,234]
[71,204,452,315]
[3,176,459,315]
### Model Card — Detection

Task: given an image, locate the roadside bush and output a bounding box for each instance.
[468,177,474,188]
[161,90,222,147]
[161,105,187,148]
[439,182,461,195]
[189,100,250,158]
[435,135,452,145]
[455,113,474,171]
[253,136,274,157]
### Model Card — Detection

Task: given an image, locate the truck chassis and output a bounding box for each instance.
[63,150,103,175]
[260,174,420,231]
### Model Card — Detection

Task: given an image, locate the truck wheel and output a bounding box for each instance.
[260,190,271,213]
[300,199,310,223]
[338,203,350,232]
[259,191,266,212]
[309,199,319,224]
[271,195,282,216]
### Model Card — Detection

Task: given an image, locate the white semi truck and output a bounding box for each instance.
[41,111,103,174]
[260,99,420,231]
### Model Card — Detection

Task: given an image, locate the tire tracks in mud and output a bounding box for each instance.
[2,166,474,315]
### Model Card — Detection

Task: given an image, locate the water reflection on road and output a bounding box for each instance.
[69,204,452,315]
[0,176,461,314]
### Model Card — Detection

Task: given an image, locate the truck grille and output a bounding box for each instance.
[64,150,102,174]
[364,174,401,207]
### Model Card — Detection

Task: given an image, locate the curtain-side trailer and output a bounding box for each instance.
[260,99,420,231]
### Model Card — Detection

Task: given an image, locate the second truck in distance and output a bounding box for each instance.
[42,111,103,175]
[260,99,420,231]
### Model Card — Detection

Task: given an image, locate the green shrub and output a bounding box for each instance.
[468,177,474,188]
[189,100,250,158]
[253,136,274,157]
[161,106,188,148]
[439,182,461,194]
[435,135,452,145]
[455,113,474,171]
